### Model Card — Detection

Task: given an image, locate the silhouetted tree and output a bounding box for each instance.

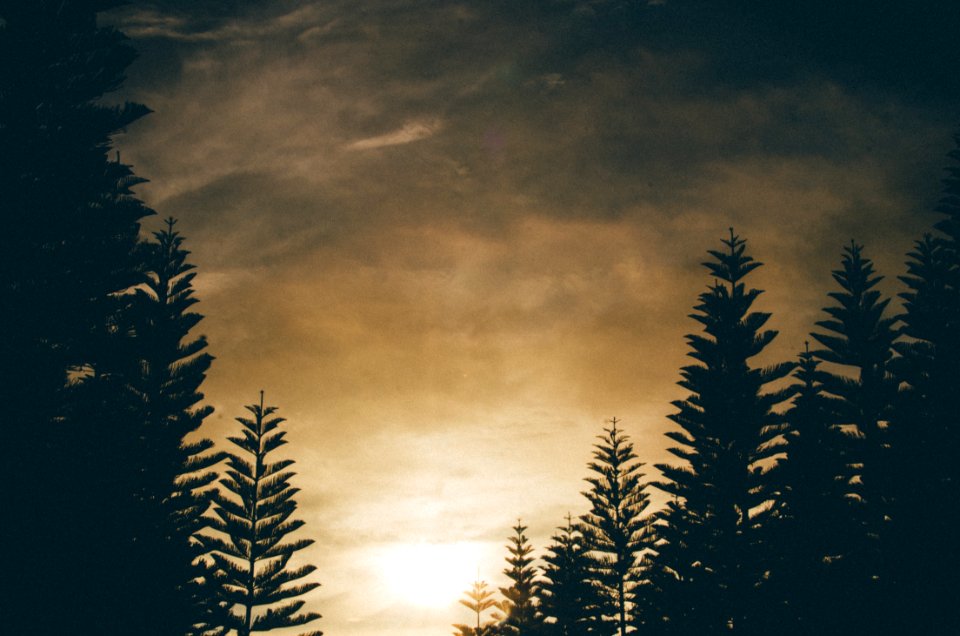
[127,218,227,635]
[580,418,651,636]
[540,515,607,636]
[767,345,859,635]
[204,394,322,636]
[809,241,898,624]
[455,579,501,636]
[498,521,544,636]
[652,230,794,635]
[1,1,152,631]
[886,135,960,634]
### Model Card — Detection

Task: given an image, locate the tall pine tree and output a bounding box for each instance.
[809,241,898,628]
[768,345,859,635]
[652,230,794,635]
[887,135,960,633]
[204,394,322,636]
[579,418,651,636]
[1,1,152,630]
[127,218,226,635]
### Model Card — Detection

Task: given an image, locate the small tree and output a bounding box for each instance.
[454,579,500,636]
[580,418,651,636]
[498,521,544,636]
[204,393,322,636]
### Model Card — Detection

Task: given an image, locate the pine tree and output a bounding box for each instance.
[767,345,858,635]
[887,135,960,633]
[809,241,898,625]
[652,230,794,634]
[498,521,544,636]
[128,218,226,635]
[579,418,651,636]
[540,515,607,636]
[1,2,152,630]
[454,579,501,636]
[204,394,322,636]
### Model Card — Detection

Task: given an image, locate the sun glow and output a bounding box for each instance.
[380,541,485,608]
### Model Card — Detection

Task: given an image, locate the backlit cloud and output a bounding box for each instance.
[346,119,445,150]
[105,2,960,634]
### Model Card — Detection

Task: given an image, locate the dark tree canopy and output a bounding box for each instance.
[1,1,153,631]
[128,219,225,635]
[809,240,899,622]
[767,345,859,635]
[651,230,794,635]
[885,136,960,634]
[540,515,608,636]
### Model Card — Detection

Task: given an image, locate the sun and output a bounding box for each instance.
[380,541,484,608]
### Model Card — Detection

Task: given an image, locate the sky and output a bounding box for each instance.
[104,1,960,634]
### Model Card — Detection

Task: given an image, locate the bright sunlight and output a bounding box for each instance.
[380,541,485,608]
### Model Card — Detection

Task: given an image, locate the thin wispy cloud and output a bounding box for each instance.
[346,119,445,150]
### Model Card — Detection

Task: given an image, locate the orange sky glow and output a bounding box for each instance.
[105,2,959,633]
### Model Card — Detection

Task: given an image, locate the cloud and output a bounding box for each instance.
[106,2,960,634]
[345,119,444,150]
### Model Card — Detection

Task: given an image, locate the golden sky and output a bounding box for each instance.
[107,1,959,634]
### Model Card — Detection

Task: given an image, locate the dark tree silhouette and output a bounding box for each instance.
[887,135,960,634]
[455,578,501,636]
[498,521,544,636]
[579,418,651,636]
[651,230,794,635]
[0,1,152,631]
[128,218,227,635]
[767,345,859,635]
[204,394,322,636]
[809,241,898,625]
[540,515,608,636]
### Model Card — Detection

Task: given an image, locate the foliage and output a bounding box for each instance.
[580,418,651,636]
[539,516,608,636]
[809,240,899,623]
[498,521,544,636]
[0,1,152,631]
[767,345,859,635]
[130,219,227,634]
[885,136,960,634]
[454,579,501,636]
[652,230,794,634]
[204,394,322,636]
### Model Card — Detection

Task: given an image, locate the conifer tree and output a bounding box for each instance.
[204,394,322,636]
[652,230,794,634]
[498,521,544,636]
[768,345,858,635]
[454,579,501,636]
[579,418,651,636]
[128,218,226,635]
[809,241,898,624]
[540,515,607,636]
[1,2,152,630]
[887,136,960,633]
